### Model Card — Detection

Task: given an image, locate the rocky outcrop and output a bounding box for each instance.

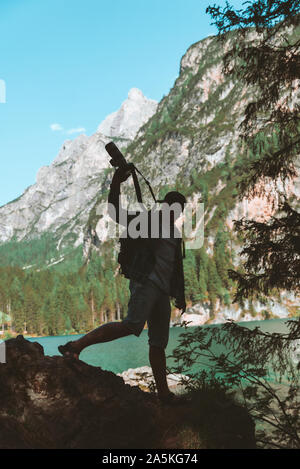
[0,335,161,449]
[0,336,256,449]
[178,296,299,326]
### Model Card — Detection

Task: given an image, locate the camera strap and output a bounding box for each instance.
[131,167,143,203]
[131,165,157,204]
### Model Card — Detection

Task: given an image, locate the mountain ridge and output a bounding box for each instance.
[0,88,158,246]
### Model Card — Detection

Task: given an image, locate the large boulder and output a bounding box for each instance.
[0,335,160,449]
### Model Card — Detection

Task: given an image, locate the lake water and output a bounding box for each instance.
[27,318,295,375]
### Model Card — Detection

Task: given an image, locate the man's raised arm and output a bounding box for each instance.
[108,166,132,226]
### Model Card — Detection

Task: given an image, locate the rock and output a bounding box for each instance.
[0,336,161,449]
[180,306,210,326]
[118,366,189,392]
[98,88,158,140]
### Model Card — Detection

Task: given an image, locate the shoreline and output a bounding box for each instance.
[4,316,294,341]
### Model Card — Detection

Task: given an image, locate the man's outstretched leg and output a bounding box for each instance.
[58,322,133,359]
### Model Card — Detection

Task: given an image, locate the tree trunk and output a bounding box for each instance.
[116,303,121,321]
[91,293,95,327]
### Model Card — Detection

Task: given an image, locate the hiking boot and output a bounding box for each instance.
[58,341,79,360]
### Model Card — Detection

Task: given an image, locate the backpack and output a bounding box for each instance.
[117,237,137,279]
[116,165,157,279]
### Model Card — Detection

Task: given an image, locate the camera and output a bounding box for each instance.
[105,142,129,169]
[105,141,157,204]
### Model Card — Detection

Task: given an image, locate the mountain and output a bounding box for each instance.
[86,32,279,244]
[98,87,157,140]
[0,89,158,250]
[0,29,298,331]
[85,31,299,322]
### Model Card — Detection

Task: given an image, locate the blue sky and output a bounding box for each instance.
[0,0,245,207]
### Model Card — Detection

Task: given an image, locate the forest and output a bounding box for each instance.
[0,230,236,336]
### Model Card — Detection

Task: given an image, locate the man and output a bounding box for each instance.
[59,165,186,404]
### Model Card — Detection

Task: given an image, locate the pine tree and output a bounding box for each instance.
[10,277,25,333]
[197,248,209,301]
[214,227,232,289]
[207,259,223,313]
[42,295,56,336]
[183,250,201,303]
[23,285,39,334]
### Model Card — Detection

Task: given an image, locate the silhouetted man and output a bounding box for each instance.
[59,165,186,404]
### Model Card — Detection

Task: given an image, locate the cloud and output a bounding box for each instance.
[50,123,63,131]
[50,123,86,135]
[66,127,86,135]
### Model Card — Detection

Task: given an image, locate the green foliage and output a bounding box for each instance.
[0,233,84,272]
[229,202,300,301]
[170,319,300,448]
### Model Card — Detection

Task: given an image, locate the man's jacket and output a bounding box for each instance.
[108,180,186,311]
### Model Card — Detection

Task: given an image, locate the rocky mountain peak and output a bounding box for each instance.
[0,88,157,245]
[128,87,144,100]
[97,87,158,140]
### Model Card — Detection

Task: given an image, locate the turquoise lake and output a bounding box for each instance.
[27,318,294,375]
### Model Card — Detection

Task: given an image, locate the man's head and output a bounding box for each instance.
[158,191,186,224]
[163,191,186,211]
